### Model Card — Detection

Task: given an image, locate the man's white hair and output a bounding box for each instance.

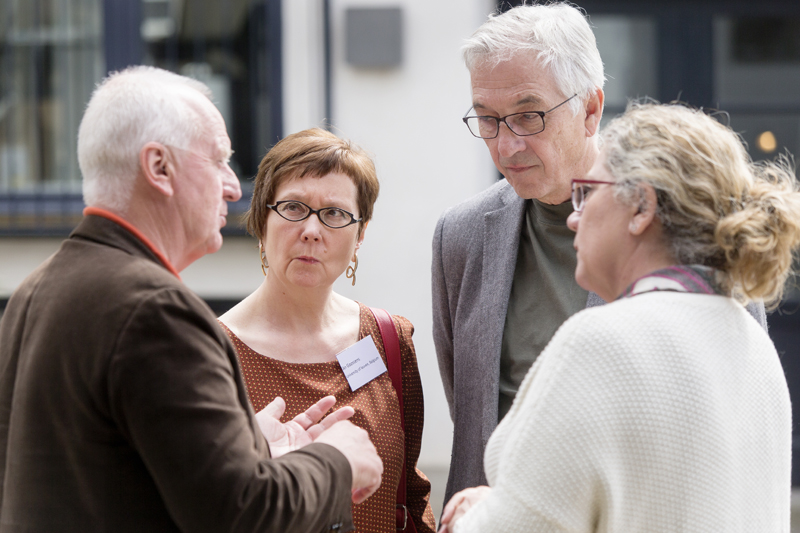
[463,2,605,114]
[78,66,213,212]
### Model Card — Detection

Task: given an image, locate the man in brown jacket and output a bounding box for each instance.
[0,66,382,532]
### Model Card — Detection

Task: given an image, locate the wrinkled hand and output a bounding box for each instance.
[438,486,492,533]
[315,420,383,504]
[256,395,355,458]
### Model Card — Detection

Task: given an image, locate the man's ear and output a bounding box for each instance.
[584,87,604,138]
[140,142,174,197]
[629,184,658,236]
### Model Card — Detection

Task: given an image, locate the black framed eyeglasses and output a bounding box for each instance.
[266,200,361,229]
[462,94,579,139]
[571,179,616,213]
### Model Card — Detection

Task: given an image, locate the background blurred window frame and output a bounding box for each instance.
[0,0,282,237]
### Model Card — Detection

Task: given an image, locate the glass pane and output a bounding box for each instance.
[592,15,658,111]
[713,17,800,164]
[0,0,104,232]
[714,17,800,106]
[141,0,280,180]
[0,0,280,235]
[0,0,103,191]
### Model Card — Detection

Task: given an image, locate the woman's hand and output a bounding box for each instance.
[438,486,492,533]
[256,395,355,458]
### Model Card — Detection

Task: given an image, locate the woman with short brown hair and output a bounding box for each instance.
[221,128,435,533]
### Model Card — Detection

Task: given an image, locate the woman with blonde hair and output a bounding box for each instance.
[441,102,800,532]
[220,128,436,532]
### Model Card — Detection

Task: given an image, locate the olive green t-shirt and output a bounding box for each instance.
[498,199,589,421]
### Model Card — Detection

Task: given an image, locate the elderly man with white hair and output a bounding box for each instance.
[0,65,382,532]
[432,1,767,512]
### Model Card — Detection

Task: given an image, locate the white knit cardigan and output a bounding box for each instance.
[455,291,791,532]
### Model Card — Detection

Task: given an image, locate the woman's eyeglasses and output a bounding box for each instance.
[571,179,616,213]
[266,200,361,229]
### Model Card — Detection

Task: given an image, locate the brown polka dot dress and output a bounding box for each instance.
[220,303,436,533]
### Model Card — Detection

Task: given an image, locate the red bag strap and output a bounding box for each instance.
[371,308,405,424]
[369,307,415,531]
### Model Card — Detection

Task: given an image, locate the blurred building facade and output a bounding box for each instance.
[2,0,800,496]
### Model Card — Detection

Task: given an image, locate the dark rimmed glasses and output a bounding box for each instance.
[267,200,361,229]
[462,94,579,139]
[571,179,616,213]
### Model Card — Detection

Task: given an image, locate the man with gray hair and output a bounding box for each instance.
[432,2,763,509]
[0,65,382,532]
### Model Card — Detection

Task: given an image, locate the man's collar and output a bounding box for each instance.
[82,207,181,279]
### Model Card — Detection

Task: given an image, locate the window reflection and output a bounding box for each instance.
[142,0,281,180]
[715,17,800,106]
[0,0,104,193]
[592,15,657,112]
[714,17,800,164]
[0,0,280,234]
[731,17,800,64]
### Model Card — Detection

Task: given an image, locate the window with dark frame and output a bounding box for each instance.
[0,0,282,236]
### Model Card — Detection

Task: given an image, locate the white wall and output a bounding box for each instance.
[0,239,63,296]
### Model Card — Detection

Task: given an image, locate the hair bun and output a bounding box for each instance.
[715,156,800,305]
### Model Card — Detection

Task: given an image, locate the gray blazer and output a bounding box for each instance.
[431,179,767,506]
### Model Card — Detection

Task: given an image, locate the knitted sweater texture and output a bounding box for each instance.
[455,292,791,532]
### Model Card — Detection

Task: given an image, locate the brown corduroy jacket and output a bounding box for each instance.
[0,214,353,532]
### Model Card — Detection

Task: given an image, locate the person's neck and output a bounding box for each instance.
[612,237,676,301]
[88,203,189,274]
[115,202,195,272]
[254,276,344,334]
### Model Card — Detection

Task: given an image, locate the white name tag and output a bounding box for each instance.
[336,335,388,391]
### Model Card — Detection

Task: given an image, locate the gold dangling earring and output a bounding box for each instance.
[345,255,358,286]
[259,243,268,276]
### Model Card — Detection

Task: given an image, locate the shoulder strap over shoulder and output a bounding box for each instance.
[370,307,404,415]
[368,307,415,531]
